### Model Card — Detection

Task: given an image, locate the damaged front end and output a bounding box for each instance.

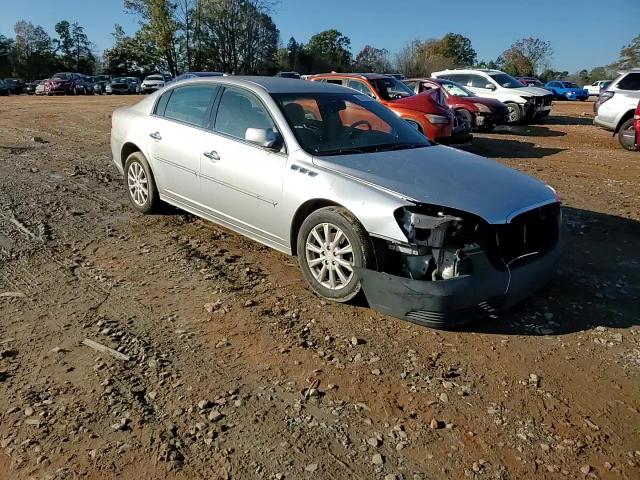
[358,202,562,328]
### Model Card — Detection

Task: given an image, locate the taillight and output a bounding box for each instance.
[598,91,614,105]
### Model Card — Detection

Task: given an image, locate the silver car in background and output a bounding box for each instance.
[110,77,562,328]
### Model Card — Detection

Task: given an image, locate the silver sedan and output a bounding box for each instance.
[110,76,562,328]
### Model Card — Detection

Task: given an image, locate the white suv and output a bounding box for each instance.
[431,69,553,123]
[594,69,640,141]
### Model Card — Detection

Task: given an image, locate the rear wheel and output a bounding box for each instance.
[505,103,522,123]
[618,118,637,151]
[297,207,375,303]
[124,152,160,213]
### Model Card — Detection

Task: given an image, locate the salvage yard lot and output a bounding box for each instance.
[0,96,639,479]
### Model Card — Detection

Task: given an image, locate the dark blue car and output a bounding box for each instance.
[544,81,589,101]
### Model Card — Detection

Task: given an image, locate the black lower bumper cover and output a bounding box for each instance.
[356,244,562,329]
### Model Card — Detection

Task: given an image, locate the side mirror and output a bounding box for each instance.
[245,127,279,149]
[484,83,496,90]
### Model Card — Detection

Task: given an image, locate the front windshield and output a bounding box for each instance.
[440,81,475,97]
[147,75,163,81]
[113,77,128,83]
[97,75,110,81]
[369,77,415,100]
[272,92,431,156]
[52,73,70,80]
[562,82,578,88]
[489,73,523,89]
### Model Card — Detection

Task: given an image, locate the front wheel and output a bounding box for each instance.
[618,119,637,151]
[505,103,522,123]
[124,152,160,213]
[297,207,375,302]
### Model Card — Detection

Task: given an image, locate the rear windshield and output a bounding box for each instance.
[52,73,71,80]
[113,77,128,83]
[147,75,163,81]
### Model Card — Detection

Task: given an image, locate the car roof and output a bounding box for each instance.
[433,69,502,75]
[313,72,390,81]
[176,76,351,94]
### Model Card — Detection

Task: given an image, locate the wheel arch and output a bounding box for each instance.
[121,142,142,170]
[290,199,346,256]
[614,109,635,133]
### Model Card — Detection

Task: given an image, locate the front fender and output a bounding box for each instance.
[281,153,412,246]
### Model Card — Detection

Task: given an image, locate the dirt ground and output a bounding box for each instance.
[0,95,638,480]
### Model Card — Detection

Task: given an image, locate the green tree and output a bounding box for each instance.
[354,45,391,72]
[13,21,57,80]
[434,33,476,67]
[306,29,352,71]
[198,0,279,74]
[613,34,640,70]
[125,0,179,75]
[502,37,553,75]
[54,20,96,73]
[539,69,568,82]
[589,66,609,82]
[103,24,161,76]
[0,34,14,77]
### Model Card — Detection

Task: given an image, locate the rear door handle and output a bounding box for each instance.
[204,150,220,161]
[149,131,162,140]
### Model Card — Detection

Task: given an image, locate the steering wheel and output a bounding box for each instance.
[348,120,373,131]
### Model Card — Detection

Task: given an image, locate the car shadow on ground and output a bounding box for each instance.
[459,207,640,336]
[463,137,565,159]
[537,115,595,126]
[492,124,566,137]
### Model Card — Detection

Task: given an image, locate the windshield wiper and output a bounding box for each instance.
[373,142,427,152]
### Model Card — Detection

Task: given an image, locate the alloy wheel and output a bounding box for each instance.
[127,162,149,206]
[305,223,354,290]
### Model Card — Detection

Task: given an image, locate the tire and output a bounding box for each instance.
[505,103,522,123]
[455,108,474,130]
[297,206,375,303]
[124,152,160,214]
[617,119,637,151]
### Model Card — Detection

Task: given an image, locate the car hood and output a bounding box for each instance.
[388,91,446,114]
[313,146,556,224]
[513,86,553,97]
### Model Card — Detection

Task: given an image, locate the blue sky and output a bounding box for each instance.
[1,0,638,72]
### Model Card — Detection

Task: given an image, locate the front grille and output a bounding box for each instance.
[482,203,560,268]
[537,95,553,107]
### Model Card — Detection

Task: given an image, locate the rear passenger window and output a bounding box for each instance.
[163,85,219,127]
[468,75,488,88]
[617,73,640,91]
[155,90,172,116]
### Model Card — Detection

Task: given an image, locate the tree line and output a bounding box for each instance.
[0,0,638,85]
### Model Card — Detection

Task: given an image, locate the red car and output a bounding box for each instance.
[619,99,640,151]
[636,100,640,150]
[310,73,471,144]
[404,78,509,131]
[45,72,82,95]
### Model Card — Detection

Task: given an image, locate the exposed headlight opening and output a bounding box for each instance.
[380,202,562,283]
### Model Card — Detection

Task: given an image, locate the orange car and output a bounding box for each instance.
[310,73,471,143]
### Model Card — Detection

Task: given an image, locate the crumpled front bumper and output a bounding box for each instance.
[356,241,562,329]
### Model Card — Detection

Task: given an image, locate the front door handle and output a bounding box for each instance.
[204,150,220,161]
[149,131,162,140]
